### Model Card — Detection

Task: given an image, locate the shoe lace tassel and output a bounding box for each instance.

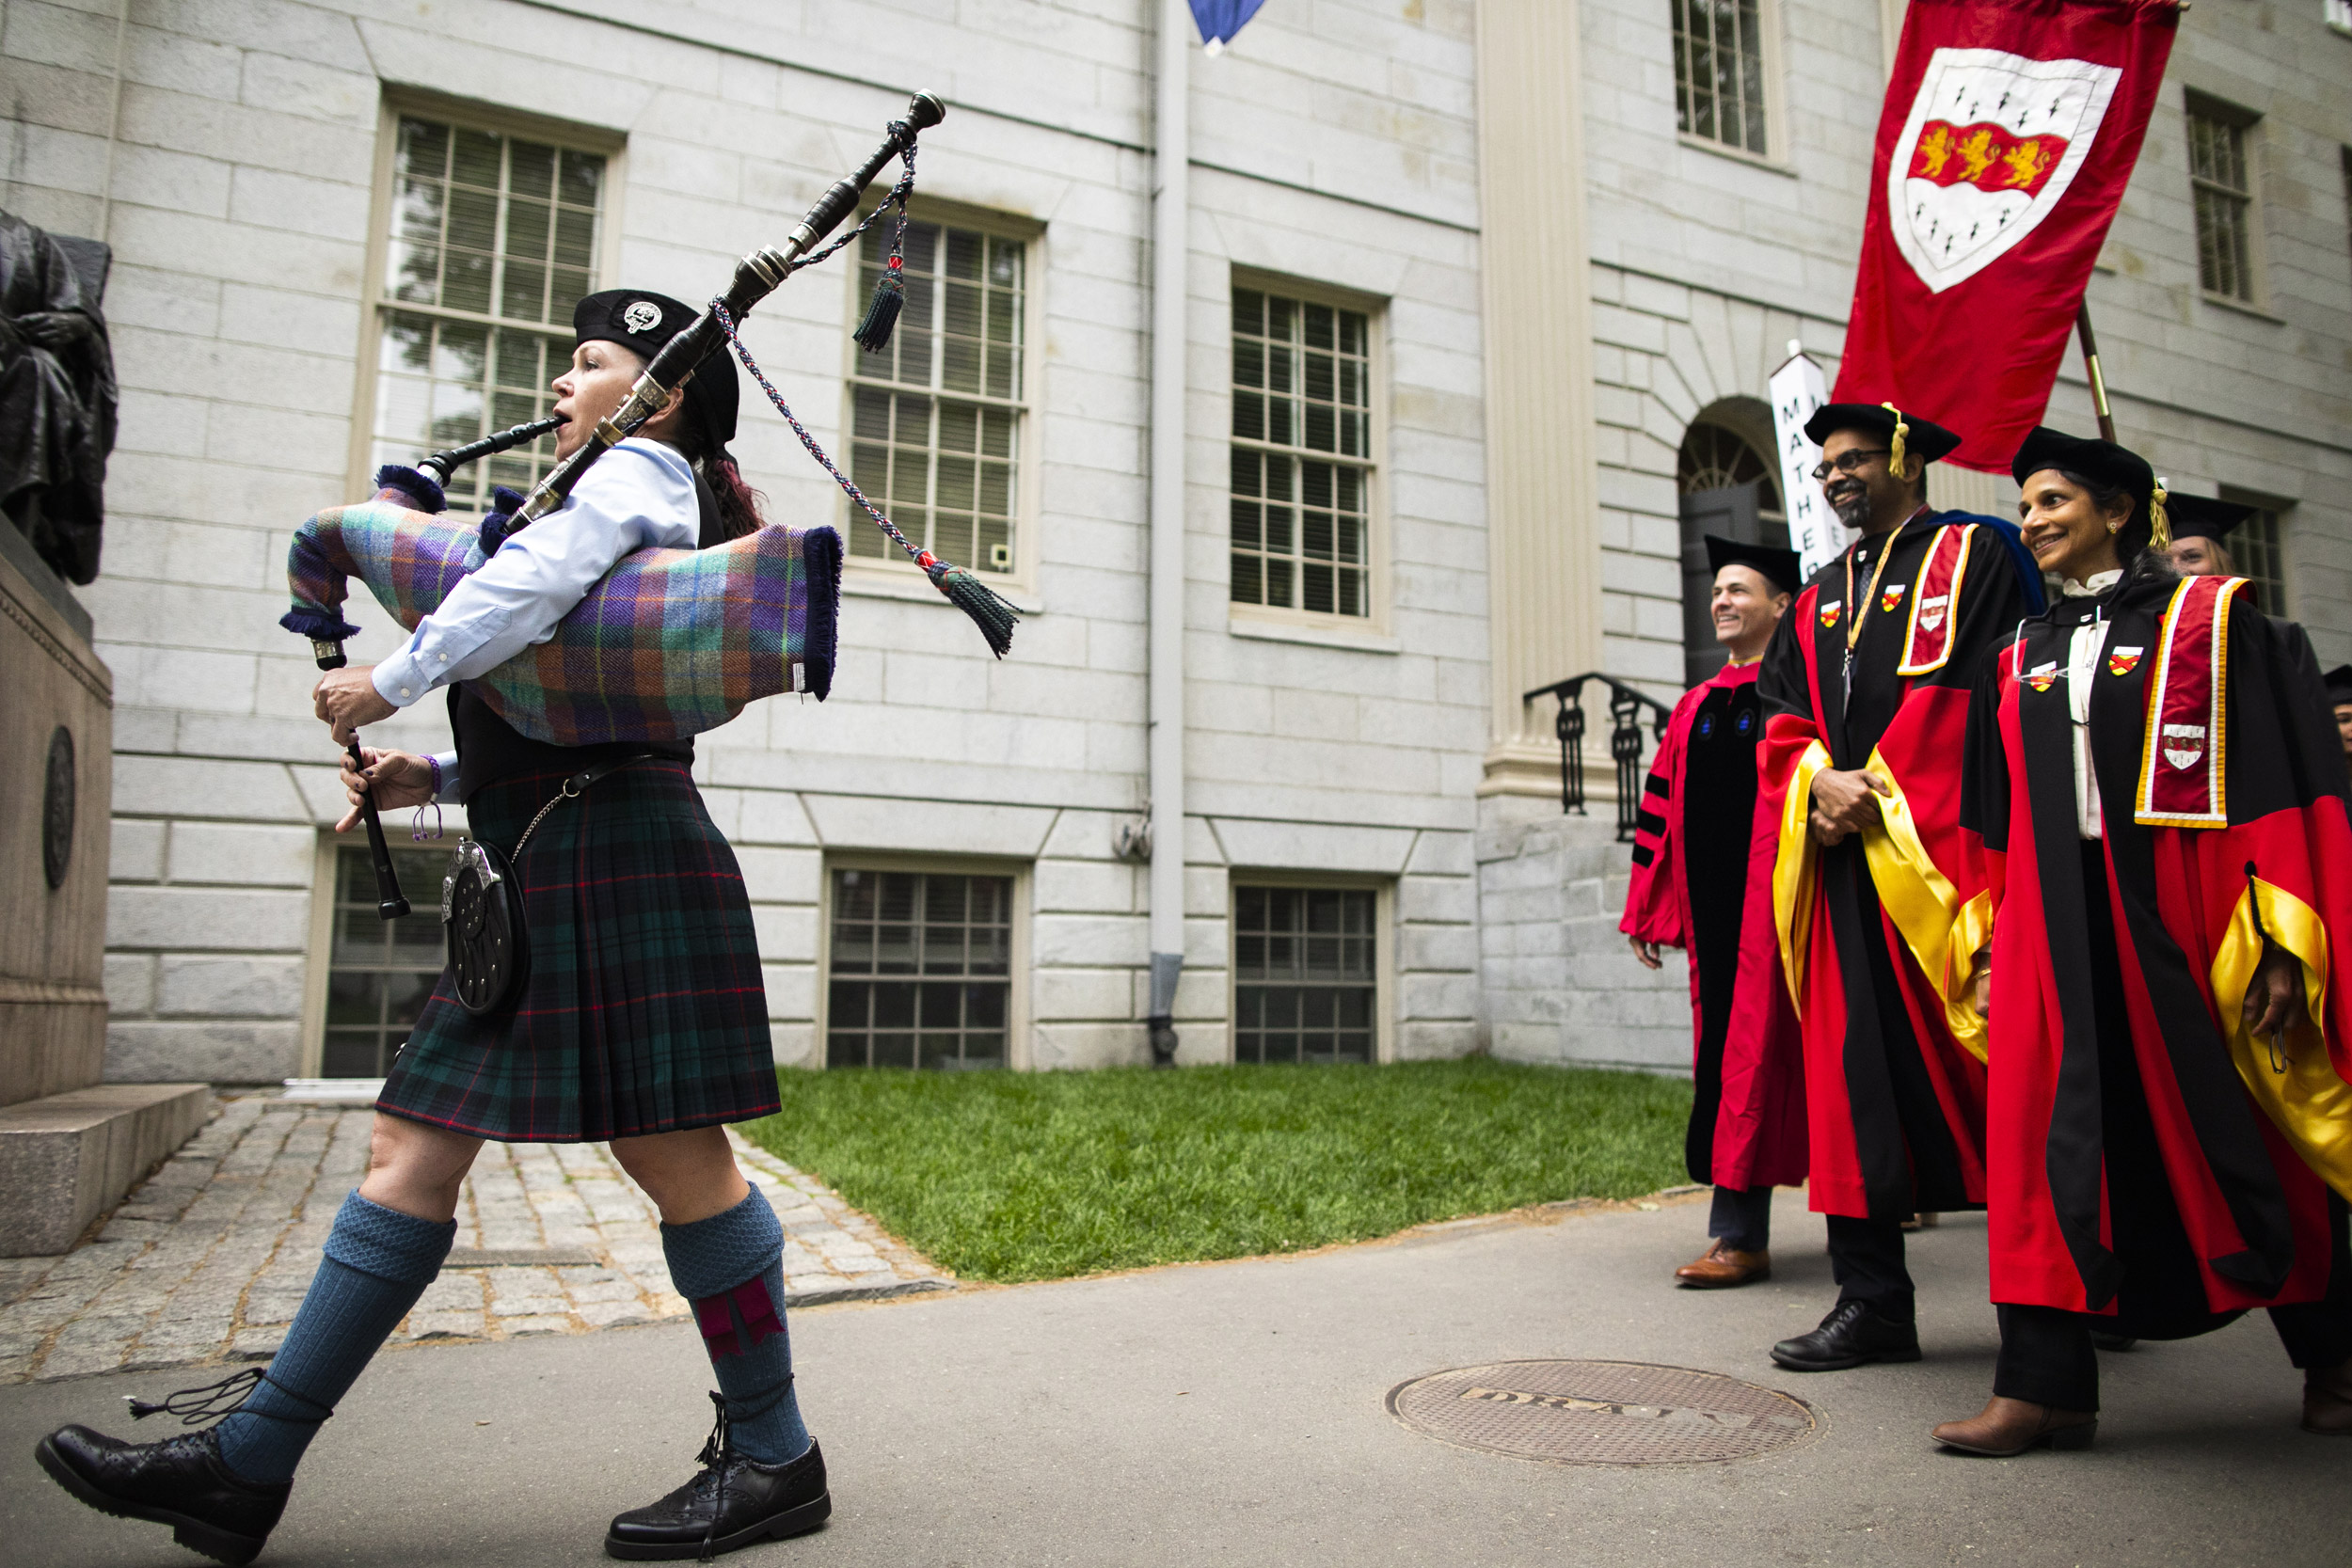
[693,1389,733,1562]
[126,1367,263,1426]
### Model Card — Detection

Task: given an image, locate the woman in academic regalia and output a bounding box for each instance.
[1938,425,2352,1456]
[37,292,829,1562]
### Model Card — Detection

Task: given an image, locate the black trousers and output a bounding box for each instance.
[1828,1213,1914,1320]
[1708,1185,1773,1252]
[1996,1197,2352,1411]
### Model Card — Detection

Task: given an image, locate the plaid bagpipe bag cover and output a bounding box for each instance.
[284,499,841,746]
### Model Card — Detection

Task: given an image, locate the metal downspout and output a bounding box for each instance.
[1145,0,1189,1064]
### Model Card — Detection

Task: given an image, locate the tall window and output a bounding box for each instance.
[1230,287,1375,620]
[848,221,1025,576]
[321,845,449,1077]
[2233,508,2289,614]
[826,869,1012,1069]
[2187,99,2258,302]
[370,114,606,513]
[1233,886,1378,1065]
[1673,0,1769,156]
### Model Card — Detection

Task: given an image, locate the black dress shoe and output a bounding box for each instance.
[1771,1299,1923,1371]
[607,1402,829,1563]
[35,1423,289,1566]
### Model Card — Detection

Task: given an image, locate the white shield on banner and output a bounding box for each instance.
[1768,346,1849,581]
[1889,47,2123,294]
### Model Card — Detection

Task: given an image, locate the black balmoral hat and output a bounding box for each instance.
[572,288,739,454]
[2009,425,2154,510]
[1803,402,1962,469]
[2164,493,2257,543]
[1706,534,1803,595]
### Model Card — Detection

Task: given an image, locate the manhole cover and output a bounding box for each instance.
[1386,1359,1820,1466]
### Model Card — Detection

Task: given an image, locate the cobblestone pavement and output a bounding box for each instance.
[0,1096,949,1385]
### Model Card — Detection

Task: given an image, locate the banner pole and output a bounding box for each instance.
[2074,301,2119,443]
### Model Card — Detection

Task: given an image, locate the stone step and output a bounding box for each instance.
[0,1083,212,1256]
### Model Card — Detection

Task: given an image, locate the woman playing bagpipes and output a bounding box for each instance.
[1934,426,2352,1457]
[37,294,830,1562]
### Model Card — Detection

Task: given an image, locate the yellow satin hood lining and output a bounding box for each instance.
[2210,879,2352,1202]
[1772,741,1832,1015]
[1854,747,1989,1064]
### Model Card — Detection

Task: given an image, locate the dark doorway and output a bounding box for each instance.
[1677,420,1786,689]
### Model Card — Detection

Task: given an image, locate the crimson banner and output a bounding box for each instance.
[1832,0,2179,472]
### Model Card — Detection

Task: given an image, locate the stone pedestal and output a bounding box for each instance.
[1,522,207,1255]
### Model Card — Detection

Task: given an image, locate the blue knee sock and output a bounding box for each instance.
[216,1193,454,1484]
[662,1188,811,1465]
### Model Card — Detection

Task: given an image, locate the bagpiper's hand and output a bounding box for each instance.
[313,665,398,747]
[1629,935,1664,971]
[2243,941,2305,1048]
[336,747,434,832]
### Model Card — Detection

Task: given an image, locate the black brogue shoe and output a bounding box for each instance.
[36,1423,289,1566]
[606,1435,829,1560]
[1770,1299,1924,1371]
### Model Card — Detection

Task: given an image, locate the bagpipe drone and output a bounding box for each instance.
[284,94,1014,918]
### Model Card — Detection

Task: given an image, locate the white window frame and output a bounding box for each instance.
[1673,0,1791,169]
[814,853,1034,1071]
[298,832,461,1078]
[1226,268,1392,640]
[1224,872,1395,1066]
[836,198,1045,600]
[345,88,628,506]
[2185,90,2270,313]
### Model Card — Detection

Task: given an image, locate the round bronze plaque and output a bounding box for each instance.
[42,725,75,890]
[1386,1359,1820,1466]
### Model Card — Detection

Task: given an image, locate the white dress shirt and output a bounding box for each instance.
[2060,569,2122,840]
[367,439,699,803]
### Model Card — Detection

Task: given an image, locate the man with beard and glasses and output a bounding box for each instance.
[1743,402,2047,1373]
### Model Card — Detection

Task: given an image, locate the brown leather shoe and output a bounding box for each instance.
[1931,1396,2096,1456]
[1675,1241,1771,1289]
[2303,1360,2352,1435]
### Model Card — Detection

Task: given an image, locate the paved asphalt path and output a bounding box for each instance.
[6,1193,2344,1567]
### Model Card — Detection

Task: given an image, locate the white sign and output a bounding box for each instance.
[1888,47,2122,294]
[1769,344,1846,581]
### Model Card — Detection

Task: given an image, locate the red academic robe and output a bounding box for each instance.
[1744,509,2029,1221]
[1621,660,1806,1190]
[1964,568,2352,1320]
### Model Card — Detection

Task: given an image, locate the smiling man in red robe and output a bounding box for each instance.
[1624,537,1807,1290]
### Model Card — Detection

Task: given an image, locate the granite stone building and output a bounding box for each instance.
[2,0,2345,1090]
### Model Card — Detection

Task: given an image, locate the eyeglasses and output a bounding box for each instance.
[1811,449,1890,483]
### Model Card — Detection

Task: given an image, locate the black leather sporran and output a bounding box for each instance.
[441,756,646,1017]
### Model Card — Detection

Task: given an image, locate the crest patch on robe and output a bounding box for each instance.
[1820,602,1843,629]
[2107,646,2143,677]
[2025,661,2059,693]
[2161,721,2206,770]
[1881,582,1908,612]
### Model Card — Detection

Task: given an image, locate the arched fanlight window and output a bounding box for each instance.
[1677,422,1780,514]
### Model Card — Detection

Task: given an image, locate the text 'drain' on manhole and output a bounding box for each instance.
[1385,1359,1820,1466]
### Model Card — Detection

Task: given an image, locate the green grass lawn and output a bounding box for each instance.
[742,1057,1692,1283]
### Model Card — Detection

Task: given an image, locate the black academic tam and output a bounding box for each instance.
[2165,492,2257,543]
[1705,533,1802,595]
[1803,403,1962,466]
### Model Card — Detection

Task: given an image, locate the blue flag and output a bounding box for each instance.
[1190,0,1266,53]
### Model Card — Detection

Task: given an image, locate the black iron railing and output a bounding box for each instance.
[1522,673,1675,842]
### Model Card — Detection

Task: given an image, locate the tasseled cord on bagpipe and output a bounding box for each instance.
[712,143,1018,657]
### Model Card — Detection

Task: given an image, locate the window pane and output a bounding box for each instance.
[374,114,604,514]
[847,221,1023,575]
[828,870,1013,1069]
[1230,287,1374,619]
[319,846,448,1079]
[1672,0,1766,154]
[1233,885,1378,1065]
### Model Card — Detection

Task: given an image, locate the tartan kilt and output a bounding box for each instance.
[379,759,779,1143]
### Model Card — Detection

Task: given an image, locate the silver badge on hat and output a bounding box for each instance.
[622,300,662,334]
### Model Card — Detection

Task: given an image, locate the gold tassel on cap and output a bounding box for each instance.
[1880,401,1913,479]
[2151,478,2171,551]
